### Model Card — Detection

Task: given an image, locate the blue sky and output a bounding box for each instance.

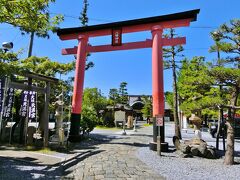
[0,0,239,97]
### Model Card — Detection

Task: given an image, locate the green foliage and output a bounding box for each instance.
[165,91,173,108]
[141,96,152,118]
[0,0,63,37]
[20,56,74,76]
[210,19,240,165]
[209,67,240,87]
[178,57,221,116]
[0,51,75,125]
[210,19,240,65]
[108,82,129,105]
[109,88,119,105]
[209,19,240,108]
[118,82,128,104]
[78,0,94,71]
[0,50,23,76]
[163,28,184,69]
[79,0,89,26]
[80,105,98,135]
[0,52,74,77]
[163,28,183,138]
[83,88,107,116]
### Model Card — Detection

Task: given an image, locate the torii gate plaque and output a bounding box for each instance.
[57,9,200,143]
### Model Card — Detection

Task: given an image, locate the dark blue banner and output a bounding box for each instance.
[0,77,5,113]
[20,91,37,120]
[19,91,28,118]
[3,88,14,119]
[28,91,36,120]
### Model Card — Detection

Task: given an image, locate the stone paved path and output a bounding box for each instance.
[63,124,164,180]
[0,123,164,179]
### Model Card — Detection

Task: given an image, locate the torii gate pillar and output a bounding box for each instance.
[69,35,88,141]
[151,25,165,142]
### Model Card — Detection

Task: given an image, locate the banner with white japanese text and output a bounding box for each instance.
[19,91,37,120]
[0,77,5,113]
[19,91,28,118]
[3,88,15,119]
[28,91,37,120]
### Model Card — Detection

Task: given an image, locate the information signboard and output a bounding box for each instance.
[156,114,164,126]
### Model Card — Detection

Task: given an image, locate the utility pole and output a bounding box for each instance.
[214,35,225,151]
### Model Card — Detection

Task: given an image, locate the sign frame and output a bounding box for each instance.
[112,28,122,46]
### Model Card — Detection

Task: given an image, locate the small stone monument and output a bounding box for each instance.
[51,93,65,145]
[127,115,133,128]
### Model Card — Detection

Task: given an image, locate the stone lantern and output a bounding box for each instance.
[189,114,202,139]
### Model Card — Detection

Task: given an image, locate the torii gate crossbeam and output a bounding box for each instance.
[57,9,200,144]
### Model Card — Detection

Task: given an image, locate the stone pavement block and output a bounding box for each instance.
[123,169,135,175]
[83,176,94,180]
[95,175,104,179]
[113,169,124,174]
[105,169,113,174]
[117,173,130,178]
[74,170,84,179]
[104,173,115,178]
[84,171,94,176]
[94,170,105,175]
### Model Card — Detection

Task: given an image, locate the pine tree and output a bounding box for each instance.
[163,29,183,139]
[141,96,152,121]
[79,0,89,27]
[209,19,240,165]
[118,82,128,104]
[78,0,94,70]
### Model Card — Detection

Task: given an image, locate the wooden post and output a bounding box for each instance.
[157,127,161,156]
[43,82,50,147]
[153,117,157,143]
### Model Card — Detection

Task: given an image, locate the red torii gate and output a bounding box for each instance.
[57,9,200,142]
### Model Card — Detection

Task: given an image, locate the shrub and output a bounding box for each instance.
[80,105,98,135]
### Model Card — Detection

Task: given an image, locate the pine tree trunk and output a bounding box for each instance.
[172,49,181,139]
[224,87,238,165]
[27,32,34,58]
[224,119,235,165]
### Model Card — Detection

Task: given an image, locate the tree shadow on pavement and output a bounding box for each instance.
[0,148,105,179]
[54,149,105,177]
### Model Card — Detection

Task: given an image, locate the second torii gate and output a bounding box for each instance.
[57,9,200,143]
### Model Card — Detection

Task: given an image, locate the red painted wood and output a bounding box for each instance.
[151,26,164,117]
[72,35,88,114]
[59,18,192,40]
[62,37,186,55]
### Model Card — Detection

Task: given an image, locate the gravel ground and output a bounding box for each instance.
[136,122,240,180]
[137,147,240,180]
